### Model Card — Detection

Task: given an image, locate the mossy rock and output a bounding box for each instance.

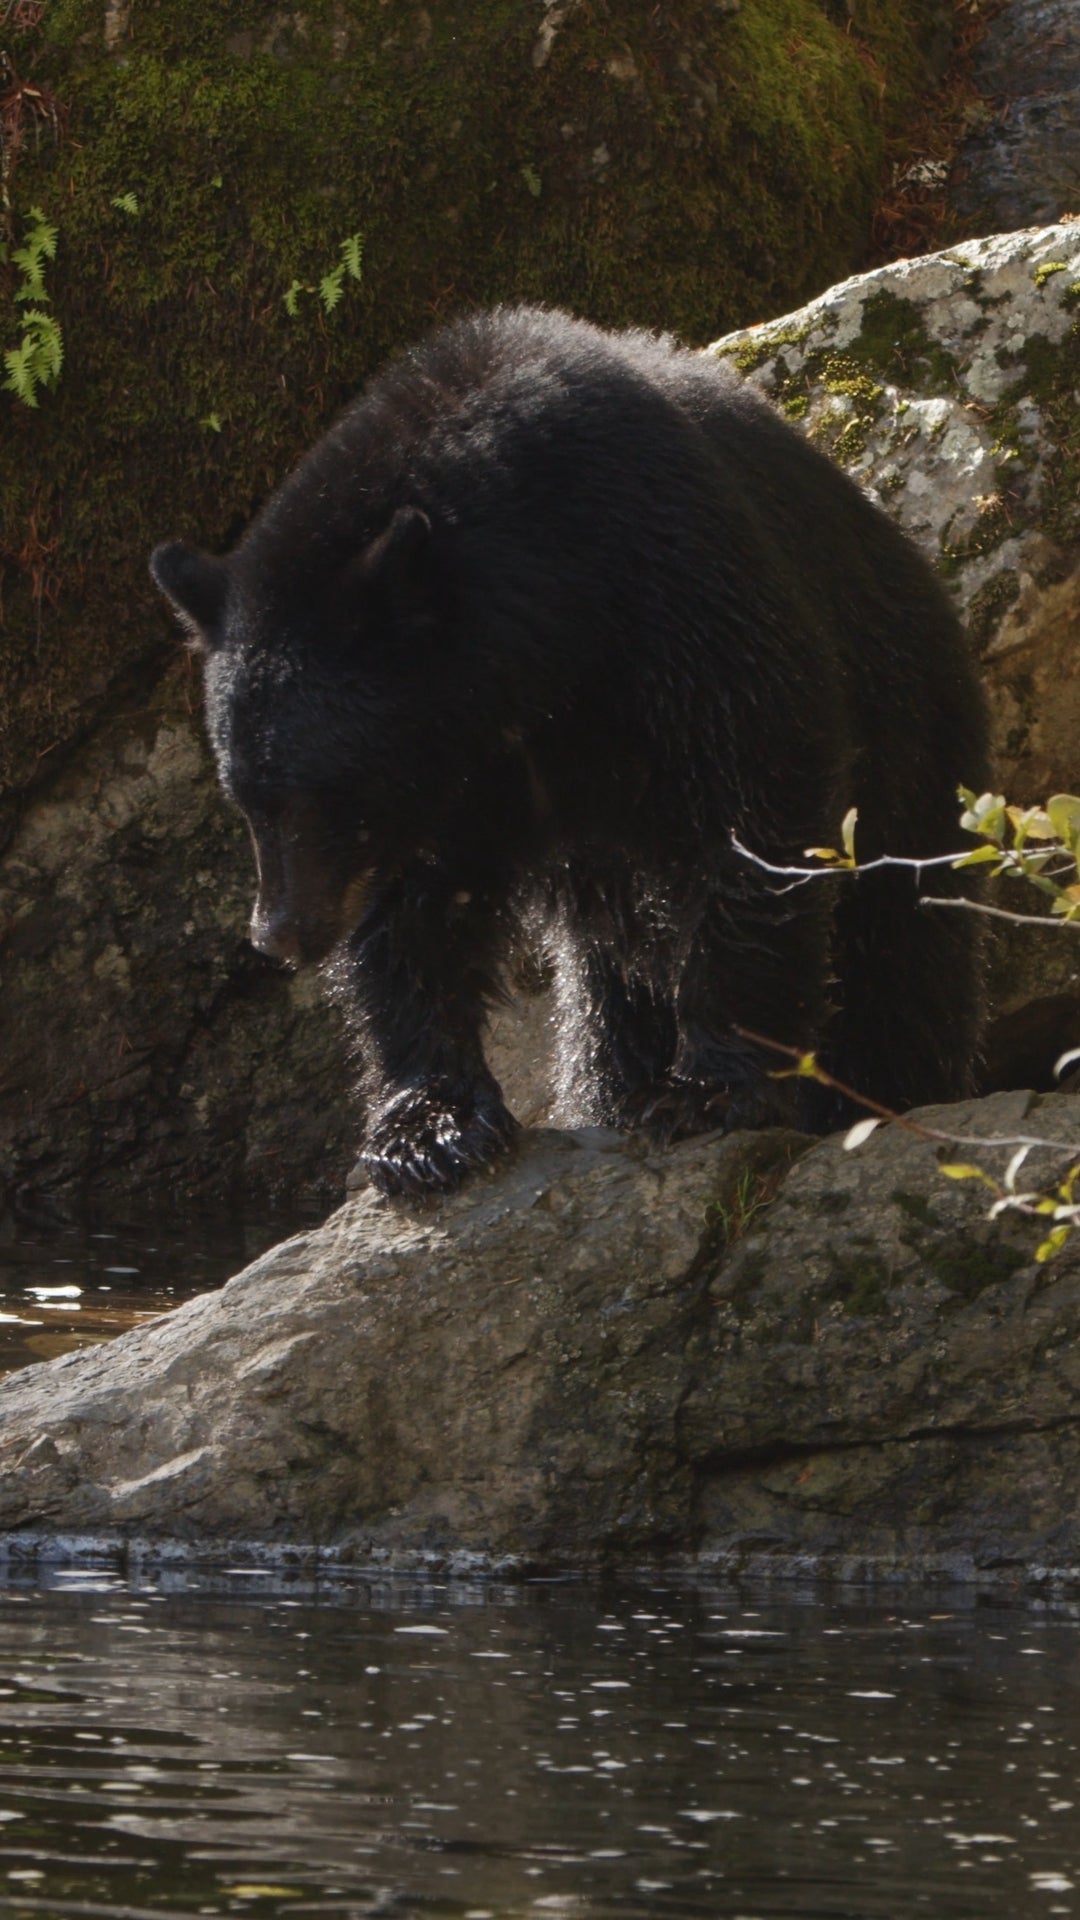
[1,0,955,824]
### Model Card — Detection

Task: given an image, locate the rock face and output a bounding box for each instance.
[951,0,1080,236]
[709,222,1080,1091]
[3,1093,1080,1582]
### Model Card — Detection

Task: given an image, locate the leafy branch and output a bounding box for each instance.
[738,1027,1080,1265]
[731,787,1080,1261]
[733,788,1080,931]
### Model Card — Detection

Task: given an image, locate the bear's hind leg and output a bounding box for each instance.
[556,878,833,1145]
[648,879,834,1143]
[810,865,981,1127]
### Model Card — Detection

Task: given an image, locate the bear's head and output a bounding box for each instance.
[150,507,447,966]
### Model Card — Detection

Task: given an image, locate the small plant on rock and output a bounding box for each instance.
[2,203,62,407]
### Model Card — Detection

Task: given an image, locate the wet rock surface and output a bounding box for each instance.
[951,0,1080,235]
[2,1095,1080,1581]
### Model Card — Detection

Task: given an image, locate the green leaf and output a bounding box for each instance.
[340,231,363,281]
[939,1162,997,1187]
[12,249,47,301]
[1046,793,1080,851]
[959,791,1007,842]
[3,341,40,406]
[1035,1224,1071,1263]
[283,279,305,317]
[111,191,140,216]
[26,209,57,257]
[951,844,1004,869]
[521,163,543,198]
[319,264,345,314]
[840,806,858,863]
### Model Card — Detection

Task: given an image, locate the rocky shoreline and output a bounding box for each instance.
[2,1092,1079,1584]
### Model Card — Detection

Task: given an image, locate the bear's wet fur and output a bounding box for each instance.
[151,306,989,1195]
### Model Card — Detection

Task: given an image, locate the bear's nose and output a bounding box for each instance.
[249,907,302,964]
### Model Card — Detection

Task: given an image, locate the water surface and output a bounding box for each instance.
[0,1576,1075,1917]
[0,1206,309,1376]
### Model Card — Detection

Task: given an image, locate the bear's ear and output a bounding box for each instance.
[357,505,432,587]
[149,541,230,651]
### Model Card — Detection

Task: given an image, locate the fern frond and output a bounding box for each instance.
[319,264,345,314]
[26,210,58,258]
[3,342,41,406]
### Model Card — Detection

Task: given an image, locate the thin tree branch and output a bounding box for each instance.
[918,894,1077,929]
[735,1027,1080,1161]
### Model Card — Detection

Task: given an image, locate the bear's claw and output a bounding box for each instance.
[360,1079,518,1197]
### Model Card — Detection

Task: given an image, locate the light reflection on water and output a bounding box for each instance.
[0,1207,312,1376]
[0,1578,1075,1916]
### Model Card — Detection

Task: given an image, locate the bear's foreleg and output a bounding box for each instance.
[335,878,517,1196]
[552,942,678,1128]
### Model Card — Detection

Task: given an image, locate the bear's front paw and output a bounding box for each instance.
[360,1078,518,1197]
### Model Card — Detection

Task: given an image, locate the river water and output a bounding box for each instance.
[0,1207,303,1375]
[0,1225,1078,1915]
[0,1575,1076,1918]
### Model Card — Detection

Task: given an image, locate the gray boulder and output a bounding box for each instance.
[3,1090,1080,1584]
[951,0,1080,236]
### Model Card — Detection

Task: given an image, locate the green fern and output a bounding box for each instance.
[3,310,64,407]
[3,208,64,408]
[111,192,140,217]
[319,264,345,314]
[11,207,58,303]
[285,230,364,319]
[340,231,363,282]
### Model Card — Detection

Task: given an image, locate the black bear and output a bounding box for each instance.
[151,305,989,1195]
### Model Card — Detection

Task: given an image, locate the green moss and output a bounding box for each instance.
[928,1237,1027,1299]
[830,1252,891,1316]
[746,289,962,464]
[939,493,1014,577]
[716,321,813,376]
[815,1189,853,1216]
[891,1188,942,1230]
[0,0,959,819]
[970,318,1080,565]
[1034,261,1069,290]
[966,569,1021,654]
